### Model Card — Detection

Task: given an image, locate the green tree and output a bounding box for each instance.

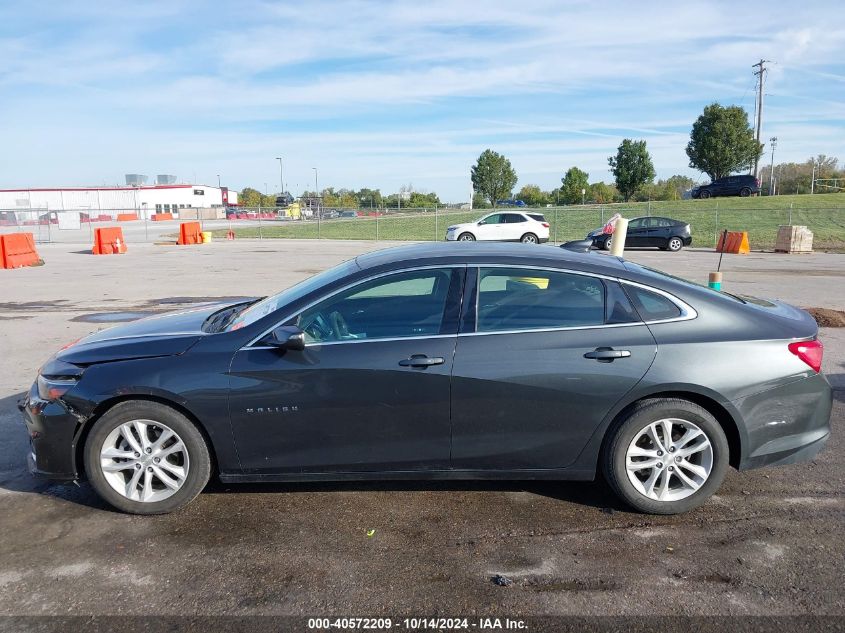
[357,188,383,209]
[686,103,763,180]
[472,192,491,209]
[516,184,547,206]
[560,167,590,204]
[588,181,616,204]
[608,139,656,201]
[239,187,262,208]
[409,191,441,207]
[661,175,696,200]
[471,149,518,207]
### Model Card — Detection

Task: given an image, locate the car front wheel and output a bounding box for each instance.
[602,398,729,514]
[667,237,684,252]
[601,236,612,251]
[84,401,211,515]
[699,190,711,199]
[457,232,475,242]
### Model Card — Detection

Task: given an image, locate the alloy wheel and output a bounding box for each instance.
[625,418,713,502]
[669,237,682,251]
[99,420,190,503]
[458,233,475,241]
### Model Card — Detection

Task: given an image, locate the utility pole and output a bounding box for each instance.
[811,160,816,194]
[768,137,777,195]
[752,59,771,178]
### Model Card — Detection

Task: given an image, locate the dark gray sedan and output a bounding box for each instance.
[23,243,830,515]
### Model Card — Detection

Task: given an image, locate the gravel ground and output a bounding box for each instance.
[0,240,842,621]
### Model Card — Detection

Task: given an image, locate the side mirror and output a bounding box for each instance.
[266,326,306,351]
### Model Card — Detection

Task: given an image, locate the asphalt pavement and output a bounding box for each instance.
[0,240,842,619]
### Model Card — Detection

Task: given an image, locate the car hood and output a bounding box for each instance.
[56,301,242,365]
[446,222,476,231]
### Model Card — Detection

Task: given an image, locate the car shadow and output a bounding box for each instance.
[0,390,626,513]
[203,477,625,512]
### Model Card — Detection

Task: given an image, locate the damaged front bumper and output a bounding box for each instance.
[19,383,83,481]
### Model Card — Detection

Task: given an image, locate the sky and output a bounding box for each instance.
[1,0,843,202]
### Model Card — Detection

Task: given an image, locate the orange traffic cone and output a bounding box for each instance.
[226,229,235,240]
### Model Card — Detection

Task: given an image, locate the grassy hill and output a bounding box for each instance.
[218,192,845,251]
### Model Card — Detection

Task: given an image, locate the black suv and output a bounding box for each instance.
[692,175,760,199]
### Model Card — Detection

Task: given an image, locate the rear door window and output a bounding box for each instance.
[476,268,606,332]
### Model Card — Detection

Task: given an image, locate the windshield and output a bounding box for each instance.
[225,259,360,331]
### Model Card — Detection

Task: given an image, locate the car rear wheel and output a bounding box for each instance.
[740,187,752,197]
[520,233,538,244]
[699,190,711,199]
[667,236,684,252]
[84,401,211,515]
[457,232,475,242]
[602,398,729,514]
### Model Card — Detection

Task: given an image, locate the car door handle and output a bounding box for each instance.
[398,355,445,367]
[584,347,631,362]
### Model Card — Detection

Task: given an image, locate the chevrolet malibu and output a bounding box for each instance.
[22,243,831,515]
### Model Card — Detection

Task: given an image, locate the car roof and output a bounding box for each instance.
[355,242,628,275]
[631,216,678,222]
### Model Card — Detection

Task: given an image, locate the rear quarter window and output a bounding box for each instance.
[624,285,682,321]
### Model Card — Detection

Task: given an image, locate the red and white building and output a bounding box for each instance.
[0,185,238,220]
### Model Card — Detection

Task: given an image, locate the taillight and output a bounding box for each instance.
[756,178,761,188]
[788,339,823,373]
[542,222,550,228]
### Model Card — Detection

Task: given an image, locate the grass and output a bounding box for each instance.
[214,192,845,251]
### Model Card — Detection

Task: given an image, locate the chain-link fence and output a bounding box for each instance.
[3,202,844,250]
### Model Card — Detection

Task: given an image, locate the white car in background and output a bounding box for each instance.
[445,211,550,244]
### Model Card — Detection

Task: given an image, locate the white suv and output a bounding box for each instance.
[445,212,550,244]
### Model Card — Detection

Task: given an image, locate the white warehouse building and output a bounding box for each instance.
[0,185,238,220]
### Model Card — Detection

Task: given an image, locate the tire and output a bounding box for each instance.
[457,232,475,242]
[740,187,752,197]
[601,236,612,251]
[667,236,684,252]
[601,398,729,515]
[520,233,538,244]
[84,401,211,515]
[699,190,711,199]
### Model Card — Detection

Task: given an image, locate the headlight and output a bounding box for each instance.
[37,375,79,401]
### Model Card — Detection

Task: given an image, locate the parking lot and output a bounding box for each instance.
[0,240,843,618]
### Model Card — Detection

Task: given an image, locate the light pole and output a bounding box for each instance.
[312,167,319,236]
[276,157,284,197]
[768,137,777,195]
[217,174,221,188]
